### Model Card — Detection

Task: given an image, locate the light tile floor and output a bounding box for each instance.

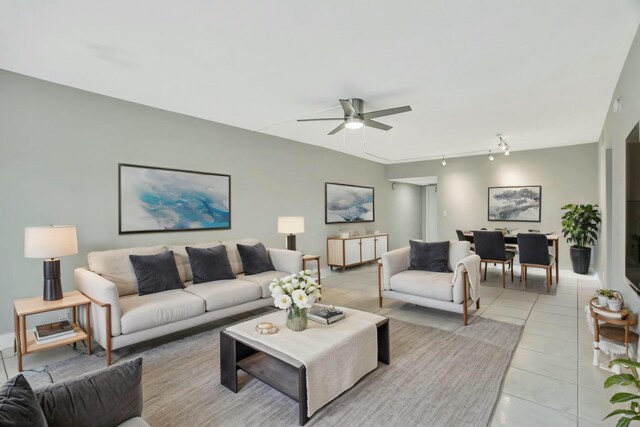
[0,263,621,426]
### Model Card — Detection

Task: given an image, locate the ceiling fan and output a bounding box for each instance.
[297,98,412,135]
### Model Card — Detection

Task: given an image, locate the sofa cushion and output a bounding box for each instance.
[239,271,291,298]
[408,240,450,272]
[186,245,236,284]
[448,240,471,271]
[0,374,47,427]
[170,241,222,282]
[183,279,261,311]
[129,251,184,296]
[34,358,143,427]
[222,238,260,275]
[88,245,167,296]
[390,270,454,302]
[119,290,205,334]
[237,243,275,275]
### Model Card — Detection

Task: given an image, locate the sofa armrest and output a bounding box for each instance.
[381,247,410,291]
[267,248,303,274]
[74,268,122,339]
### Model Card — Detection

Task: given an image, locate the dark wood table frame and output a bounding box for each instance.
[220,319,390,426]
[463,233,560,284]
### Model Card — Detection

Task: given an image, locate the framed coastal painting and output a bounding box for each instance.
[325,182,375,224]
[488,185,541,222]
[119,164,231,234]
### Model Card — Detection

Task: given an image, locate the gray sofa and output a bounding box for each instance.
[75,238,302,365]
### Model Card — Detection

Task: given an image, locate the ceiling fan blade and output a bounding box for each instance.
[297,118,344,122]
[339,99,356,116]
[360,105,412,120]
[364,119,392,131]
[328,122,347,135]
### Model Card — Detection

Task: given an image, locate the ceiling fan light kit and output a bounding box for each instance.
[298,98,412,135]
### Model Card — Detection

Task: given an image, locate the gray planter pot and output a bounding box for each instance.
[570,246,591,274]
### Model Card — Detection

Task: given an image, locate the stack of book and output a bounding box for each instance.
[308,304,346,324]
[35,320,76,343]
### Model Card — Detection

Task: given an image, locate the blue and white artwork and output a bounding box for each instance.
[119,164,230,233]
[488,186,541,222]
[325,183,374,223]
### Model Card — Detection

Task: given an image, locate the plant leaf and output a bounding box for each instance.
[605,374,640,388]
[610,392,640,403]
[611,359,640,369]
[604,409,638,420]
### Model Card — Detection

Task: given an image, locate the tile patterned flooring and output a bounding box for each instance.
[0,263,620,426]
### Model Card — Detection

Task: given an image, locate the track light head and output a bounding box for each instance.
[441,156,446,166]
[488,151,494,161]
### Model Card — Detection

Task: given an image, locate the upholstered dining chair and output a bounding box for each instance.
[456,230,474,252]
[517,233,556,293]
[473,231,515,287]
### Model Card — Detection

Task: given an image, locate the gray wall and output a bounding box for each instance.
[387,143,600,270]
[598,26,640,312]
[0,70,423,337]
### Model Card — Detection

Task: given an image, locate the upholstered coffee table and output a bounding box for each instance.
[220,308,389,425]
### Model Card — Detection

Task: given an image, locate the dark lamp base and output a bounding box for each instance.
[43,259,63,301]
[286,234,297,251]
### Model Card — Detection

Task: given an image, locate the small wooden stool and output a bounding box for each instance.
[302,255,321,286]
[589,297,639,372]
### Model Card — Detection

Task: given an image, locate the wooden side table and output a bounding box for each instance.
[302,255,321,286]
[14,290,91,372]
[589,297,639,371]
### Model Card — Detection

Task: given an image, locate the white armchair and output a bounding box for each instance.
[377,241,481,325]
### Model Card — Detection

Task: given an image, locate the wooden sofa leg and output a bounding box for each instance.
[476,298,480,309]
[463,272,469,326]
[377,262,383,308]
[106,303,112,366]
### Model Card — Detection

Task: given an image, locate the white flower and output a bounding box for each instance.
[312,290,321,300]
[291,279,300,289]
[283,283,294,293]
[292,289,311,309]
[307,285,317,294]
[269,281,280,292]
[270,285,283,297]
[274,294,292,310]
[282,276,292,283]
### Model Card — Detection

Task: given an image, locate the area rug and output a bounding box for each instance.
[28,317,522,427]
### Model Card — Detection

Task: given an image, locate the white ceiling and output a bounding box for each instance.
[1,1,639,164]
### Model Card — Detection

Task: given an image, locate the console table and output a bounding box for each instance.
[327,233,388,271]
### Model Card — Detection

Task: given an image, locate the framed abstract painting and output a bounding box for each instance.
[488,185,541,222]
[325,182,375,224]
[119,164,231,234]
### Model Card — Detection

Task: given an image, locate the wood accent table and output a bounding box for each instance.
[589,297,639,368]
[220,318,389,425]
[302,255,321,286]
[14,290,91,372]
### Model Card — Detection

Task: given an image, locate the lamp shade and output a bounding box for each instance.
[25,226,78,259]
[277,217,304,234]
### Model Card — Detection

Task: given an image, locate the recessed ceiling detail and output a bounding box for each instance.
[0,2,638,163]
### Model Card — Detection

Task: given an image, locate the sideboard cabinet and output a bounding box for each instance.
[327,233,389,271]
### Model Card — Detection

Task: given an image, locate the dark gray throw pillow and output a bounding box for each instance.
[130,251,184,295]
[35,357,143,427]
[237,242,275,275]
[186,245,236,284]
[408,240,450,272]
[0,374,47,427]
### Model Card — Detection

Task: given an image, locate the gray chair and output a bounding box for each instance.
[473,231,515,287]
[518,233,556,293]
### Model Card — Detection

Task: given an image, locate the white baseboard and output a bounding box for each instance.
[0,332,14,352]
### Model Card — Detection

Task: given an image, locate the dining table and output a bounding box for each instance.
[462,232,560,284]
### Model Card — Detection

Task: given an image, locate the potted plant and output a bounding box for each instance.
[603,359,640,425]
[597,289,614,307]
[269,270,321,332]
[561,204,601,274]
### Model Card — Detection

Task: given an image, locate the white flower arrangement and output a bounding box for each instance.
[269,270,321,311]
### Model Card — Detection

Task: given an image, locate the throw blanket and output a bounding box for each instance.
[452,254,481,301]
[226,308,384,417]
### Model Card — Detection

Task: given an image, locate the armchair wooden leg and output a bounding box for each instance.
[476,298,480,309]
[377,263,383,308]
[463,272,468,326]
[105,303,112,367]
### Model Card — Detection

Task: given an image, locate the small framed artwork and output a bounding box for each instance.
[488,185,542,222]
[325,182,375,224]
[119,164,231,234]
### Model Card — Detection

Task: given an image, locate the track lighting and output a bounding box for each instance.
[488,151,494,161]
[441,156,446,166]
[497,134,508,151]
[505,149,510,156]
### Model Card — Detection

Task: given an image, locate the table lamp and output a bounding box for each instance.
[25,225,78,301]
[278,217,304,251]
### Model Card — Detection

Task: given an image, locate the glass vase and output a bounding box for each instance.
[286,306,308,332]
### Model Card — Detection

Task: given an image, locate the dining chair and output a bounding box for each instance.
[517,233,556,293]
[456,229,474,251]
[473,231,515,287]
